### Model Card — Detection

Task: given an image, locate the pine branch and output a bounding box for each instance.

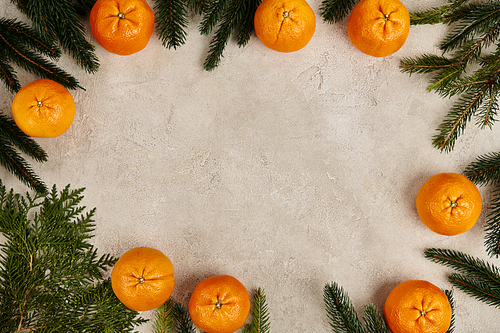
[464,151,500,187]
[424,248,500,308]
[243,288,270,333]
[362,304,390,333]
[172,302,196,333]
[153,298,176,333]
[323,282,363,333]
[409,0,471,26]
[235,0,261,48]
[155,0,189,50]
[0,182,146,331]
[444,290,456,333]
[0,17,80,92]
[203,0,248,71]
[319,0,359,24]
[13,0,99,74]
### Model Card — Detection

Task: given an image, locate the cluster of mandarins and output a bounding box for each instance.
[111,246,250,333]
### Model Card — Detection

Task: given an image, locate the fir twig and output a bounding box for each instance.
[464,153,500,257]
[202,0,250,71]
[424,248,500,308]
[243,288,270,333]
[153,298,176,333]
[0,113,48,194]
[172,302,196,333]
[323,282,364,333]
[0,17,80,92]
[12,0,99,74]
[400,0,500,152]
[155,0,189,49]
[0,182,146,331]
[319,0,359,24]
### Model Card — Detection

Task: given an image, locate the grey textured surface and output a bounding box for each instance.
[1,0,500,331]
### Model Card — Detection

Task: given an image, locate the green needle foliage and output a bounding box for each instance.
[464,152,500,257]
[12,0,99,74]
[0,17,81,93]
[319,0,359,24]
[0,181,146,332]
[153,299,196,333]
[425,248,500,310]
[324,281,455,333]
[0,113,48,194]
[243,288,270,333]
[400,0,500,152]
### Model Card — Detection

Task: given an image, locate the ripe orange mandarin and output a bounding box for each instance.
[111,247,175,311]
[90,0,155,55]
[416,172,482,236]
[189,275,250,333]
[254,0,316,53]
[11,79,75,138]
[347,0,410,57]
[384,280,452,333]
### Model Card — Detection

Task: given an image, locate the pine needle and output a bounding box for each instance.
[155,0,189,49]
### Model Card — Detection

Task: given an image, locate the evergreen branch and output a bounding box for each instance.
[13,0,100,74]
[243,288,270,333]
[0,17,81,92]
[432,86,487,152]
[153,298,176,333]
[202,0,246,71]
[399,54,459,76]
[448,272,500,308]
[362,304,390,333]
[424,248,500,288]
[172,302,196,333]
[319,0,359,24]
[0,182,146,331]
[323,282,363,333]
[0,136,47,194]
[235,0,262,48]
[155,0,189,50]
[199,0,227,36]
[409,0,471,26]
[444,290,456,333]
[0,113,48,163]
[464,151,500,187]
[484,186,500,257]
[439,1,500,54]
[187,0,208,15]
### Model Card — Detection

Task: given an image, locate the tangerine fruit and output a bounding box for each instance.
[188,275,250,333]
[416,172,482,236]
[90,0,155,55]
[11,79,75,138]
[254,0,316,53]
[111,247,175,311]
[384,280,452,333]
[347,0,410,57]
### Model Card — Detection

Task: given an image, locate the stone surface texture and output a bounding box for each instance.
[1,0,500,332]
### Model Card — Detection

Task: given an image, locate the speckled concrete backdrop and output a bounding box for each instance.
[1,0,500,331]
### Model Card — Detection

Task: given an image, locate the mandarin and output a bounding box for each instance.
[254,0,316,53]
[416,172,482,236]
[90,0,155,55]
[347,0,410,57]
[188,275,250,333]
[111,247,175,311]
[11,79,75,138]
[384,280,452,333]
